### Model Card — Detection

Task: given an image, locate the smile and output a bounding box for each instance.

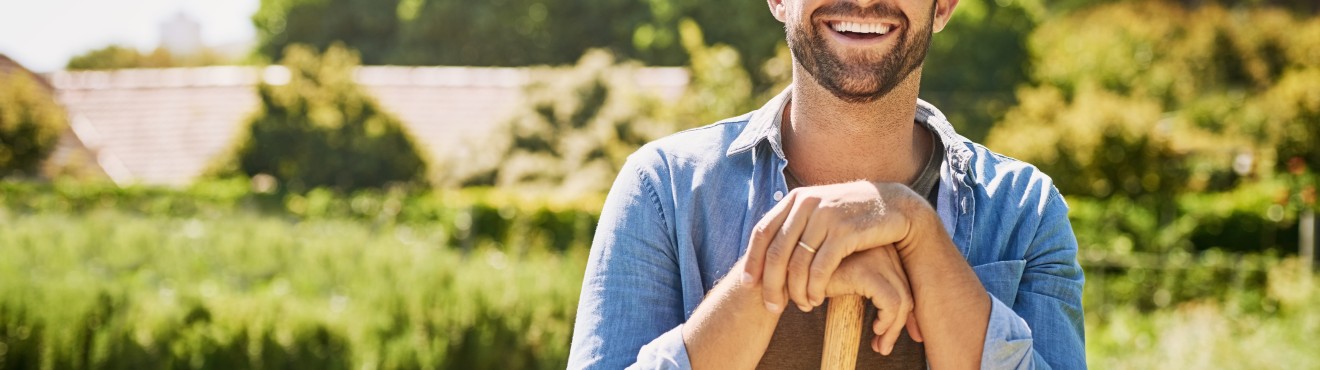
[829,21,892,36]
[823,20,898,42]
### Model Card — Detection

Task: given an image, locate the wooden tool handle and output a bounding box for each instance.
[821,294,865,370]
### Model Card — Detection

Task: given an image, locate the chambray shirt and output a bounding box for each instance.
[568,89,1086,369]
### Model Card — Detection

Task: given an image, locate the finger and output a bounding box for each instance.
[879,310,907,356]
[787,211,828,310]
[743,191,796,284]
[879,253,913,356]
[761,192,817,312]
[869,282,900,337]
[883,247,916,345]
[805,229,849,309]
[824,252,865,298]
[906,313,924,343]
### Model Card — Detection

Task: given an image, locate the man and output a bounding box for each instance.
[568,0,1085,368]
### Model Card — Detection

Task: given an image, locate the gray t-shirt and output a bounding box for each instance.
[758,124,944,369]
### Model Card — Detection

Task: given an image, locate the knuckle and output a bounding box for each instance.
[809,263,830,279]
[765,243,789,263]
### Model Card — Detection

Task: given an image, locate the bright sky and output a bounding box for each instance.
[0,0,261,72]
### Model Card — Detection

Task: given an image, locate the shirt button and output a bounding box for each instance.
[773,191,784,201]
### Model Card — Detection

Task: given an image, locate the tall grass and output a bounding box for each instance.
[0,208,585,369]
[1086,261,1320,369]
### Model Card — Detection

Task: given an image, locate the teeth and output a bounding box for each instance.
[830,21,890,35]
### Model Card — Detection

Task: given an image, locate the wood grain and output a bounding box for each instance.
[820,294,865,370]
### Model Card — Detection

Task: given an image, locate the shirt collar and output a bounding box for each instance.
[724,87,973,176]
[726,87,792,158]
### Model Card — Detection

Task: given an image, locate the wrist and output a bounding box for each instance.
[894,189,941,257]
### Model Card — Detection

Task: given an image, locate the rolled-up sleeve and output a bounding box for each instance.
[980,189,1087,370]
[568,151,692,369]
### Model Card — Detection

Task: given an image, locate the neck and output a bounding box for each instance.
[782,64,930,186]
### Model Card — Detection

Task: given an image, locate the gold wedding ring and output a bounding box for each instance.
[797,241,818,253]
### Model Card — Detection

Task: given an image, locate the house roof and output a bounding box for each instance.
[48,65,688,186]
[0,54,54,92]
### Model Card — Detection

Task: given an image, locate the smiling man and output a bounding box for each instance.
[568,0,1085,369]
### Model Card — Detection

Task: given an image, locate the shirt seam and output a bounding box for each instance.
[634,158,676,258]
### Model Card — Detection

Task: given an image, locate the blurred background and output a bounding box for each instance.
[1,0,1318,368]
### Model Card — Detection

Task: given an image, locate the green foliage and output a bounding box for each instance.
[0,72,66,178]
[989,3,1320,202]
[220,44,429,193]
[672,19,756,129]
[920,0,1039,142]
[439,50,672,195]
[440,20,764,195]
[630,0,786,90]
[0,208,585,369]
[391,0,652,67]
[1087,272,1320,369]
[0,180,603,254]
[252,0,401,65]
[66,45,170,70]
[65,45,232,70]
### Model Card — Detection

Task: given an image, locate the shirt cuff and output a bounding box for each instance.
[980,293,1035,369]
[630,324,693,370]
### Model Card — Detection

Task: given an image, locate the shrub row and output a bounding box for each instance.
[0,180,603,254]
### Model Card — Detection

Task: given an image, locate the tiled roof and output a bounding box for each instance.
[0,54,53,92]
[48,66,689,186]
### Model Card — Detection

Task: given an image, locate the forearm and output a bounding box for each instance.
[898,203,990,370]
[682,259,782,369]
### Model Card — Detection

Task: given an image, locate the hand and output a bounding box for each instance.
[825,246,925,354]
[743,181,926,313]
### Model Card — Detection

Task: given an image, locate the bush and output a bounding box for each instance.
[989,3,1320,198]
[0,72,66,178]
[440,49,674,195]
[217,44,429,193]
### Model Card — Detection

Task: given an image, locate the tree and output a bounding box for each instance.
[252,0,401,65]
[219,43,429,193]
[0,72,67,177]
[391,0,652,67]
[66,45,232,70]
[441,49,671,195]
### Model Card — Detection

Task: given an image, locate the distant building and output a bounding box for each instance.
[160,12,203,56]
[0,53,105,180]
[44,66,689,186]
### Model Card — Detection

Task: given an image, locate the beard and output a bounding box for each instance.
[787,1,935,103]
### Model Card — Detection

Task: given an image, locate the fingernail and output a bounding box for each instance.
[742,272,755,285]
[765,301,782,313]
[883,343,894,356]
[810,298,820,307]
[798,304,811,312]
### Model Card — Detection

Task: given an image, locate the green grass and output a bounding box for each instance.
[0,208,585,369]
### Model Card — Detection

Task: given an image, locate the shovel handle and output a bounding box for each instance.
[821,294,865,370]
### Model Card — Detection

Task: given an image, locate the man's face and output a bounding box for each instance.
[783,0,938,103]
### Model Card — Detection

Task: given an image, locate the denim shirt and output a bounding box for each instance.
[568,89,1086,369]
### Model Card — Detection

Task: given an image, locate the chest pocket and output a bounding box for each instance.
[971,260,1026,307]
